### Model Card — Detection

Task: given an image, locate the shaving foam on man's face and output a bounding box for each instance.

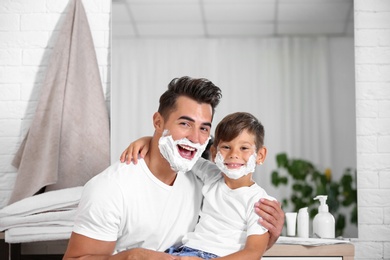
[215,150,257,180]
[158,130,210,174]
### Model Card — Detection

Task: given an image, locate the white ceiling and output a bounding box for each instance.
[112,0,354,38]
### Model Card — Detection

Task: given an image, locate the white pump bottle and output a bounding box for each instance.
[297,207,309,238]
[313,195,335,238]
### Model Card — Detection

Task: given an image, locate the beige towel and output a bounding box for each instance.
[9,0,109,204]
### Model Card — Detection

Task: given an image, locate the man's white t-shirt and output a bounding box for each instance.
[183,158,275,257]
[73,159,203,253]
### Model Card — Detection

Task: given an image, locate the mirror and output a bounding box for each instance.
[111,0,357,237]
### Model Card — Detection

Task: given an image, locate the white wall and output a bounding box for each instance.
[0,0,389,258]
[328,37,357,238]
[354,0,390,259]
[329,38,357,178]
[0,0,110,209]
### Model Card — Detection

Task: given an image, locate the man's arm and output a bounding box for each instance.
[63,232,116,260]
[254,198,284,249]
[63,232,178,260]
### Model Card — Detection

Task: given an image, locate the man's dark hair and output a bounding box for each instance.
[213,112,265,151]
[201,135,214,160]
[158,76,222,121]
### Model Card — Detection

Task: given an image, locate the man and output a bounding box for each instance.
[64,76,284,259]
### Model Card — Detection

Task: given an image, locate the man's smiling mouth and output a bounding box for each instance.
[177,144,197,160]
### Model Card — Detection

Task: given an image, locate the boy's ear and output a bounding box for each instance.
[256,146,267,165]
[153,112,164,133]
[210,146,217,162]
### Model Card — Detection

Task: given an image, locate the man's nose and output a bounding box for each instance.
[187,129,202,144]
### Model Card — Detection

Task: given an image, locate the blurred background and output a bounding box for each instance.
[111,0,357,237]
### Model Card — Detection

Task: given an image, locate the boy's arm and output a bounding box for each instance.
[255,198,284,249]
[120,136,152,164]
[217,233,269,260]
[190,158,221,182]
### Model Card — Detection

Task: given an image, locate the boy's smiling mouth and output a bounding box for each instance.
[224,162,244,169]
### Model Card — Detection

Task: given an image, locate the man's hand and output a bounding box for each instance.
[254,198,284,249]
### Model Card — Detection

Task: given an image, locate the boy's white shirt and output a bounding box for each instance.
[184,158,275,257]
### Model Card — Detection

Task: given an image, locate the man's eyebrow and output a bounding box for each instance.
[202,122,212,128]
[178,116,195,122]
[178,116,212,128]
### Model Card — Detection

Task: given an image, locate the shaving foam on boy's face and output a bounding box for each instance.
[215,149,257,180]
[158,130,210,174]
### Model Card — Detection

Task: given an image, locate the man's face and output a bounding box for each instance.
[159,96,213,160]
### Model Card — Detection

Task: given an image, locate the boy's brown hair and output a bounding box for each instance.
[213,112,264,151]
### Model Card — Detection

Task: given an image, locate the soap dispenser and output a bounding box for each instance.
[313,195,335,238]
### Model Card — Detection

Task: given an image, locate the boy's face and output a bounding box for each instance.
[216,129,258,168]
[155,95,213,161]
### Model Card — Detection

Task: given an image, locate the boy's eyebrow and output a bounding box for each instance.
[178,116,212,128]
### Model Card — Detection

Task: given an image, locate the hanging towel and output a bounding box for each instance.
[9,0,110,204]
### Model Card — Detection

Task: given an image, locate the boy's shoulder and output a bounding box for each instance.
[245,183,276,202]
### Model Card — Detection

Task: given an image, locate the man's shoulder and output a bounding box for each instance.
[86,160,147,188]
[81,160,150,205]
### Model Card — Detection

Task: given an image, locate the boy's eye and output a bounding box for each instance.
[220,145,230,150]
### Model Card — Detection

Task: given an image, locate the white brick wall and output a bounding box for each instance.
[355,0,390,259]
[0,0,110,208]
[1,0,390,258]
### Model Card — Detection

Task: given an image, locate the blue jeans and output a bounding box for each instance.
[165,245,219,259]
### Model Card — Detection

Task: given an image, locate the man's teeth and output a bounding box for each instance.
[179,144,195,151]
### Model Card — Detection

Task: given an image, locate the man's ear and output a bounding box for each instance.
[153,112,164,133]
[256,146,267,165]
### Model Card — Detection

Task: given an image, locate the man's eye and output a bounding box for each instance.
[200,127,210,132]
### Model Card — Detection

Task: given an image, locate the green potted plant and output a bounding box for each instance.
[271,153,357,237]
